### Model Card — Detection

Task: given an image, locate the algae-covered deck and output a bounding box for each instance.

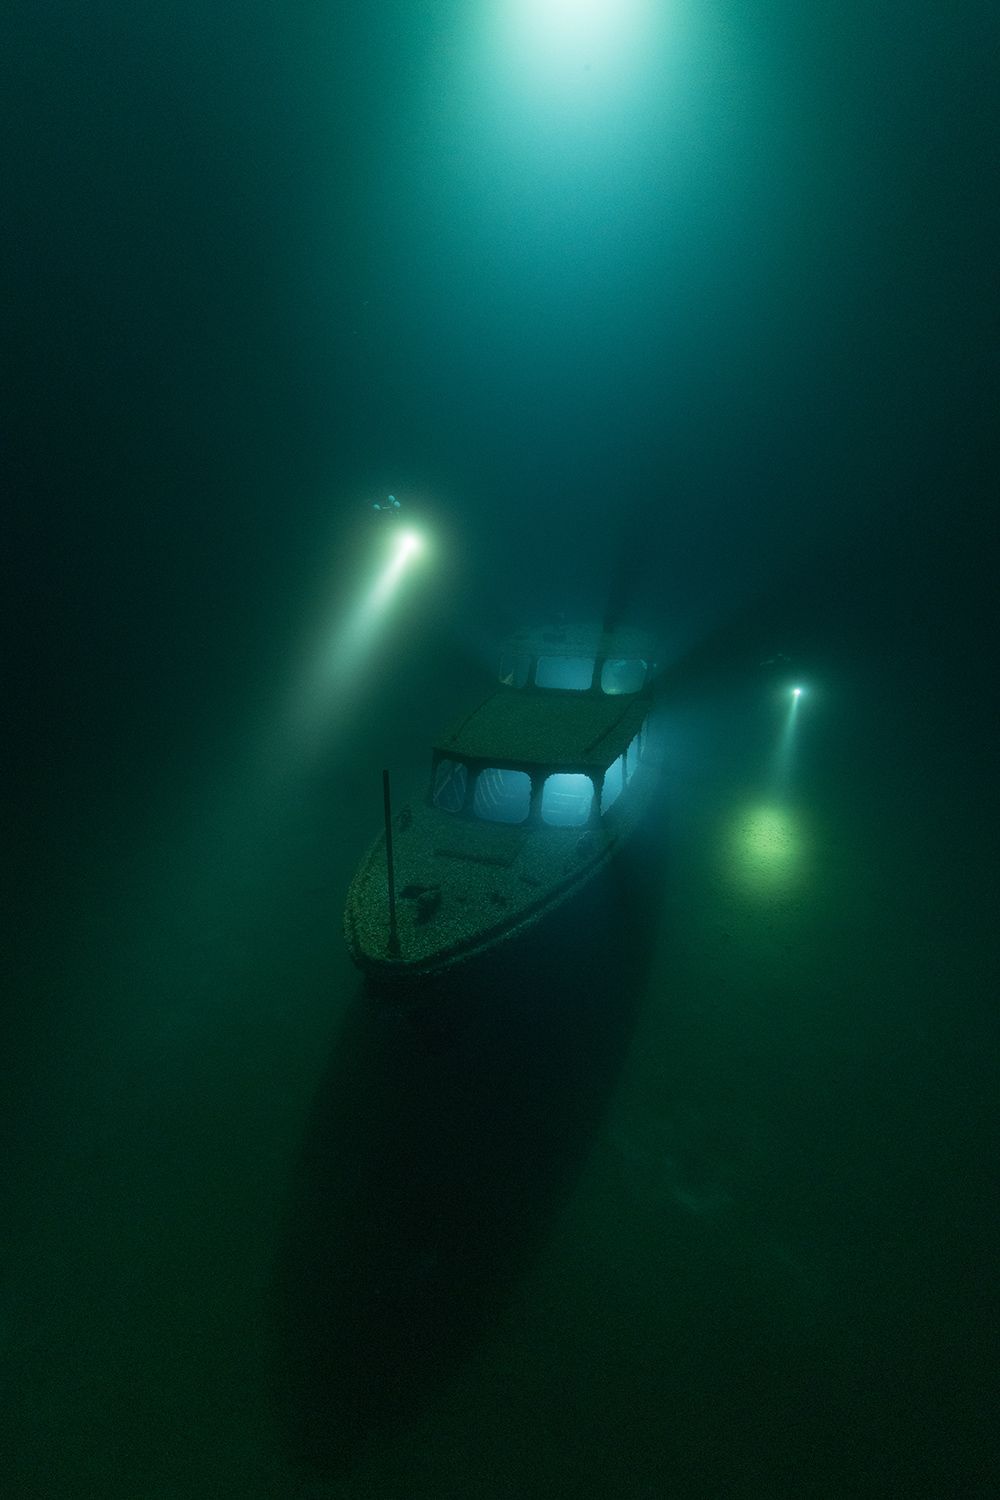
[434,688,648,771]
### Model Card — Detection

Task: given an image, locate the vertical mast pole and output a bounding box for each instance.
[382,768,400,958]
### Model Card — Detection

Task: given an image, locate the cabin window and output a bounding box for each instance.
[433,758,468,813]
[498,650,531,688]
[626,731,641,779]
[600,755,625,814]
[601,658,646,695]
[535,655,595,691]
[473,767,531,824]
[541,772,594,827]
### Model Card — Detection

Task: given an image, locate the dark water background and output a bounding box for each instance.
[3,3,997,1495]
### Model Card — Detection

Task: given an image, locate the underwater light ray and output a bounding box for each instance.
[507,0,646,58]
[770,683,804,792]
[496,0,658,101]
[284,526,430,751]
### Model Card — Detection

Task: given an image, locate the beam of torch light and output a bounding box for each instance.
[770,684,805,792]
[130,527,429,1008]
[328,528,426,682]
[287,527,428,752]
[369,529,423,610]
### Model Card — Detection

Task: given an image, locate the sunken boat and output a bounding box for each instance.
[344,624,662,991]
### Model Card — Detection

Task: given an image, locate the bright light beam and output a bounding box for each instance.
[288,526,429,748]
[502,0,653,97]
[369,529,424,610]
[770,683,805,791]
[336,527,427,673]
[512,0,641,50]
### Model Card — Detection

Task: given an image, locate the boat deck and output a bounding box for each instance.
[344,760,658,980]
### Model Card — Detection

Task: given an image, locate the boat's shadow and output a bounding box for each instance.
[268,831,666,1476]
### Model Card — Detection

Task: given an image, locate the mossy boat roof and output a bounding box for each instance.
[434,687,649,769]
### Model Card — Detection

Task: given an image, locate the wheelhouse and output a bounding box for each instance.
[429,628,655,831]
[429,733,651,831]
[498,623,658,697]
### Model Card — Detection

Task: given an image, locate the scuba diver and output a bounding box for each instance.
[372,494,402,520]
